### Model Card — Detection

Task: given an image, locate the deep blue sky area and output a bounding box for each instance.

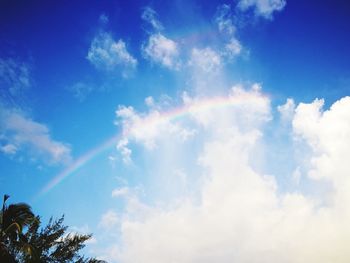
[1,0,349,107]
[1,1,350,261]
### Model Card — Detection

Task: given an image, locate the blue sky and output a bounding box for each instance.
[1,0,350,261]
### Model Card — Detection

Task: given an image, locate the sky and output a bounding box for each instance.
[1,0,350,262]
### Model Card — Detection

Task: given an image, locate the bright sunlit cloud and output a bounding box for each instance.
[101,86,350,263]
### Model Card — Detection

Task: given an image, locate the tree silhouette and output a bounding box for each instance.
[1,195,37,262]
[1,195,106,263]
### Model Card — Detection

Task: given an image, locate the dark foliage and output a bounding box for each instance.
[1,195,106,263]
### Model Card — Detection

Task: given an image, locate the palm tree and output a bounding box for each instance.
[1,195,106,262]
[0,195,38,262]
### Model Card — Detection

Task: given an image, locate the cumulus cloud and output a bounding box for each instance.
[293,97,350,184]
[0,107,72,165]
[237,0,286,19]
[115,103,195,163]
[182,84,270,128]
[90,4,350,262]
[142,34,180,69]
[87,32,137,77]
[98,87,350,262]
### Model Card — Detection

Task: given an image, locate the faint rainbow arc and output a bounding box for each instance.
[36,135,120,198]
[36,93,263,198]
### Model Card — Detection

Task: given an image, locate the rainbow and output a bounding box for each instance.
[34,135,120,200]
[36,90,265,199]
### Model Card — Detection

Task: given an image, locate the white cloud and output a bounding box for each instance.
[98,88,350,262]
[142,33,180,70]
[85,236,98,245]
[87,32,137,77]
[183,84,270,128]
[237,0,286,19]
[99,210,119,230]
[141,7,163,32]
[189,47,222,73]
[115,102,195,163]
[293,96,350,185]
[0,143,17,155]
[293,98,325,150]
[0,107,72,165]
[116,138,132,164]
[112,187,130,198]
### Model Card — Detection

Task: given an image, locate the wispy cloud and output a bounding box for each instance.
[141,7,163,32]
[68,82,93,102]
[0,56,71,165]
[0,107,72,165]
[98,210,119,230]
[87,32,137,77]
[99,13,109,24]
[213,4,243,60]
[0,143,17,155]
[112,186,130,198]
[0,57,32,105]
[214,4,237,36]
[213,0,286,62]
[188,47,222,73]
